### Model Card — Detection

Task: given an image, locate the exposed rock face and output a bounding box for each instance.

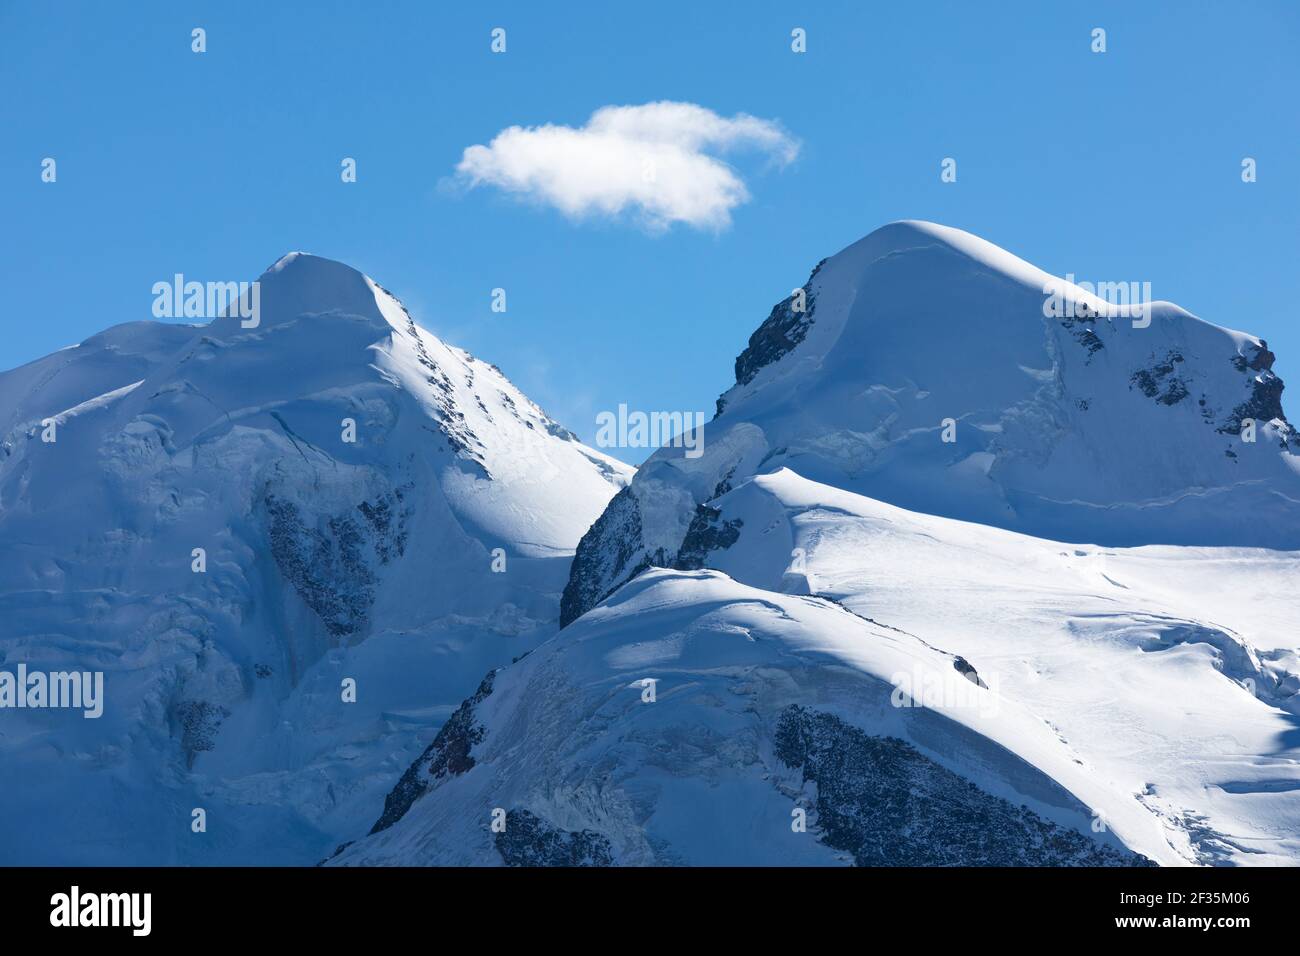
[774,706,1151,867]
[952,656,987,688]
[381,282,489,470]
[731,259,827,394]
[265,491,407,639]
[356,493,410,564]
[561,487,645,627]
[1237,341,1276,373]
[1220,341,1293,447]
[673,504,743,571]
[1057,303,1106,358]
[174,700,231,767]
[494,809,614,867]
[1131,350,1190,406]
[368,671,497,836]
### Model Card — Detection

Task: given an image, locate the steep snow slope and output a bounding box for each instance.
[332,562,1161,866]
[675,469,1300,864]
[336,469,1299,867]
[563,221,1300,625]
[0,252,631,864]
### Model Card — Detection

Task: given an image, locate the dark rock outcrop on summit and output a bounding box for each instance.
[721,258,827,415]
[1221,342,1294,447]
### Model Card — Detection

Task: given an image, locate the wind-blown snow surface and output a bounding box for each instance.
[0,253,631,864]
[332,221,1300,867]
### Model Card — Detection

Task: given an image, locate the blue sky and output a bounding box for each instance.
[3,0,1298,462]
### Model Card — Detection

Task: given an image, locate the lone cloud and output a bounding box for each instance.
[454,101,799,233]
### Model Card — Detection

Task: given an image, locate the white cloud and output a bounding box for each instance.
[454,101,799,232]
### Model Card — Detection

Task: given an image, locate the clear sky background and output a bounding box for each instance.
[3,0,1298,462]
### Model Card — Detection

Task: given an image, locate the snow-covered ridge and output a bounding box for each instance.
[340,467,1300,866]
[681,468,1300,864]
[563,220,1300,625]
[336,563,1160,866]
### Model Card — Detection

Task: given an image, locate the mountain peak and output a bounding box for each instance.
[219,250,392,336]
[565,221,1299,623]
[0,244,634,864]
[264,249,354,275]
[838,220,1052,288]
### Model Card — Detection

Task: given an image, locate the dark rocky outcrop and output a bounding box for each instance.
[952,656,987,688]
[381,284,489,471]
[368,670,497,835]
[1058,305,1106,358]
[174,700,231,768]
[356,495,409,564]
[266,496,375,637]
[1130,350,1189,406]
[673,504,743,571]
[1218,342,1295,448]
[722,259,827,414]
[494,809,614,867]
[265,489,409,638]
[774,705,1152,866]
[711,466,737,499]
[560,487,645,627]
[1233,341,1276,373]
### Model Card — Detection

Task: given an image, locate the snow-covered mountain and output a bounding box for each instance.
[0,252,631,864]
[7,223,1298,867]
[563,221,1299,626]
[335,469,1300,866]
[337,560,1152,866]
[333,222,1300,867]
